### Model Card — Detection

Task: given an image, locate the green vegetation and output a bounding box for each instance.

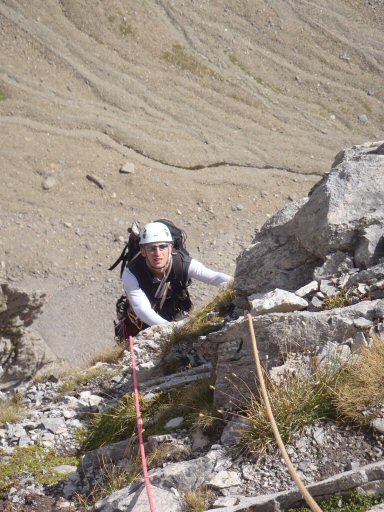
[227,52,282,93]
[336,335,384,424]
[82,378,221,451]
[238,334,384,459]
[119,19,133,36]
[323,288,352,309]
[161,285,236,355]
[239,362,341,458]
[0,446,78,497]
[163,44,222,80]
[182,485,215,512]
[58,366,120,395]
[288,489,384,512]
[0,91,6,101]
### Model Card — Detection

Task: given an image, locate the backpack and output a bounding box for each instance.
[109,219,191,342]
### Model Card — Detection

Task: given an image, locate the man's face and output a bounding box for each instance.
[140,243,172,271]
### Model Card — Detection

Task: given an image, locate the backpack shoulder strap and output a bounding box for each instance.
[172,250,191,287]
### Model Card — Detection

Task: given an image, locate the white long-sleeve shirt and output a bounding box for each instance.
[122,258,232,326]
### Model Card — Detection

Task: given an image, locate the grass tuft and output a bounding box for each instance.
[335,335,384,424]
[0,394,24,426]
[58,366,120,395]
[161,285,236,354]
[82,378,221,451]
[182,485,215,512]
[163,44,222,80]
[323,288,352,309]
[238,362,342,458]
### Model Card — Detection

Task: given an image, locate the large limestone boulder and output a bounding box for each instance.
[0,283,55,391]
[235,141,384,296]
[200,300,383,408]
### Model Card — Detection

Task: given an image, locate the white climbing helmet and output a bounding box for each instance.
[139,222,173,245]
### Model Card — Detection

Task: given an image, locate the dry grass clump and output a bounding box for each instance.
[238,335,384,458]
[238,363,341,458]
[182,486,215,512]
[0,394,24,426]
[58,366,120,395]
[335,335,384,424]
[163,44,222,81]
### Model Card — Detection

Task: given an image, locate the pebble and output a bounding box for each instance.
[42,176,57,190]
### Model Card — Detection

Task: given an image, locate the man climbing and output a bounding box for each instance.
[122,221,231,331]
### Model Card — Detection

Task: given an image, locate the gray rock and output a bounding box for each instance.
[41,417,66,434]
[42,176,57,190]
[374,300,384,320]
[149,452,218,493]
[249,289,308,315]
[355,224,384,268]
[351,332,368,353]
[320,280,339,297]
[201,300,380,408]
[235,141,384,296]
[52,465,77,475]
[316,341,351,366]
[314,251,354,280]
[209,470,242,489]
[165,417,184,429]
[295,281,319,298]
[359,480,384,497]
[213,496,242,507]
[234,199,322,295]
[119,162,135,174]
[221,417,249,446]
[346,263,384,288]
[309,296,323,311]
[95,484,182,512]
[295,142,384,261]
[371,418,384,434]
[86,174,104,189]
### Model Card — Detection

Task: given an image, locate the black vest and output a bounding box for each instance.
[128,250,192,321]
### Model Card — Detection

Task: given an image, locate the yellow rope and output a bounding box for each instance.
[247,314,323,512]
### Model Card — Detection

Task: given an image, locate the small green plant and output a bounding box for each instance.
[336,335,384,424]
[162,285,236,354]
[0,446,78,496]
[58,366,120,395]
[0,91,6,101]
[82,379,221,451]
[163,44,222,80]
[323,288,351,309]
[238,362,342,458]
[288,489,384,512]
[119,18,133,36]
[182,485,215,512]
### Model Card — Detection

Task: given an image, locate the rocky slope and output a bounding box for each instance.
[1,0,384,364]
[1,141,384,511]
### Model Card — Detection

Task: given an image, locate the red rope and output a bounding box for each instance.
[129,336,157,512]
